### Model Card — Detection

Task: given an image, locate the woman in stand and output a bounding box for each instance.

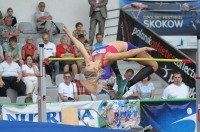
[136,76,155,100]
[56,35,78,75]
[22,55,40,101]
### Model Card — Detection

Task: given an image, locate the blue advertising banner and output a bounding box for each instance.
[2,100,141,131]
[120,0,200,35]
[140,100,196,132]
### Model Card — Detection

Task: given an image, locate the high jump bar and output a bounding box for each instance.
[45,58,192,63]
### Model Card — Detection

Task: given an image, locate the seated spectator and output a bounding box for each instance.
[56,35,78,75]
[75,34,92,73]
[0,10,5,25]
[22,36,38,62]
[113,69,135,99]
[58,72,78,102]
[162,71,189,99]
[0,12,4,46]
[0,52,26,97]
[93,33,104,49]
[24,96,33,103]
[4,8,17,27]
[0,45,4,62]
[34,2,60,42]
[72,22,87,40]
[1,16,19,47]
[136,76,155,100]
[41,33,59,83]
[22,56,39,97]
[4,37,23,65]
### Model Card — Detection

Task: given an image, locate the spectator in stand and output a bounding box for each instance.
[113,69,137,99]
[162,71,189,99]
[0,10,5,25]
[0,52,26,97]
[41,33,59,82]
[1,16,19,47]
[93,33,104,49]
[136,76,155,100]
[0,11,4,47]
[4,8,17,27]
[34,2,59,41]
[4,37,23,65]
[0,45,4,62]
[72,22,87,40]
[56,35,78,75]
[22,36,38,62]
[24,96,33,103]
[88,0,108,45]
[58,72,78,102]
[22,55,40,97]
[75,34,92,73]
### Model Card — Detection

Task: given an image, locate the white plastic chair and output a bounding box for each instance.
[0,97,11,103]
[78,95,92,101]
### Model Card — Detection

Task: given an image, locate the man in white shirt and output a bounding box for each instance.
[58,72,78,102]
[42,33,59,82]
[0,52,26,96]
[162,71,189,99]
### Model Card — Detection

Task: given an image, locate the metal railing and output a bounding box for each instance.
[105,8,120,37]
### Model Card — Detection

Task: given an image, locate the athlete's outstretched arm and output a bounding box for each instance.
[63,26,91,63]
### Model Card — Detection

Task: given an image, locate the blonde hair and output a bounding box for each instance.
[60,35,68,42]
[79,68,104,94]
[25,36,33,43]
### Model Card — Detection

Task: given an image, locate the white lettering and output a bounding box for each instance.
[143,20,183,28]
[131,27,152,45]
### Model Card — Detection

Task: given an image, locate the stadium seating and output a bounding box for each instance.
[18,37,26,47]
[18,22,37,34]
[46,75,57,88]
[95,94,110,101]
[7,88,18,103]
[55,74,64,86]
[55,22,65,34]
[78,95,92,101]
[53,37,61,45]
[16,96,52,103]
[0,97,11,103]
[46,88,59,102]
[35,38,43,47]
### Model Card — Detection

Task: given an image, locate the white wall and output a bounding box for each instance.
[0,0,120,42]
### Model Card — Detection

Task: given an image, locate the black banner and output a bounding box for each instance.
[117,10,196,97]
